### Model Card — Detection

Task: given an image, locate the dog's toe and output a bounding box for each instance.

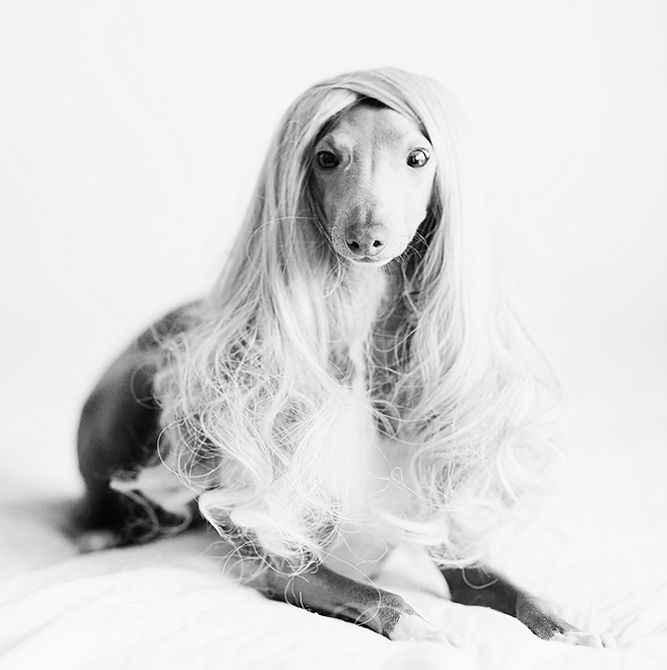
[389,612,438,642]
[389,612,458,644]
[555,630,616,648]
[75,529,119,553]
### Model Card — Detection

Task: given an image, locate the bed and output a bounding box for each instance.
[1,362,666,670]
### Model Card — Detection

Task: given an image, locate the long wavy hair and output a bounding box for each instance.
[153,67,558,573]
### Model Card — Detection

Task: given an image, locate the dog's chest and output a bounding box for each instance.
[323,433,416,578]
[323,268,418,575]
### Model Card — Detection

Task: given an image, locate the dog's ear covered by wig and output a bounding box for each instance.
[152,68,560,573]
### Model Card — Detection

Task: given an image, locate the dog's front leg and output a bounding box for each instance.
[440,565,613,647]
[248,559,441,642]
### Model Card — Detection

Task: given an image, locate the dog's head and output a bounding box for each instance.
[309,100,436,267]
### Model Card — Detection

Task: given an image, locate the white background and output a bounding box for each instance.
[0,0,665,506]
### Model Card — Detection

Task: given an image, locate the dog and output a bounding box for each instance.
[75,68,611,647]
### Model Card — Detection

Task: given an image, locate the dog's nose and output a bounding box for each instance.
[345,235,387,258]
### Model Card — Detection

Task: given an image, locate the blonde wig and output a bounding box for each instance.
[153,68,558,572]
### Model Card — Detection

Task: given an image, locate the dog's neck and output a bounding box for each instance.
[344,262,392,320]
[330,261,406,389]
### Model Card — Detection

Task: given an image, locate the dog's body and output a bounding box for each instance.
[76,69,611,647]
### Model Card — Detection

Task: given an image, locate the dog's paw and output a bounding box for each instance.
[554,630,616,648]
[389,612,461,645]
[75,529,119,553]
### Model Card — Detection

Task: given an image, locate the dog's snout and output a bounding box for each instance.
[345,228,388,258]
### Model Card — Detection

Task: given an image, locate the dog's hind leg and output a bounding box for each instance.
[75,352,189,549]
[74,309,196,550]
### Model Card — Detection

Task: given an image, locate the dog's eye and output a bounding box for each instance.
[316,151,340,169]
[407,149,429,168]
